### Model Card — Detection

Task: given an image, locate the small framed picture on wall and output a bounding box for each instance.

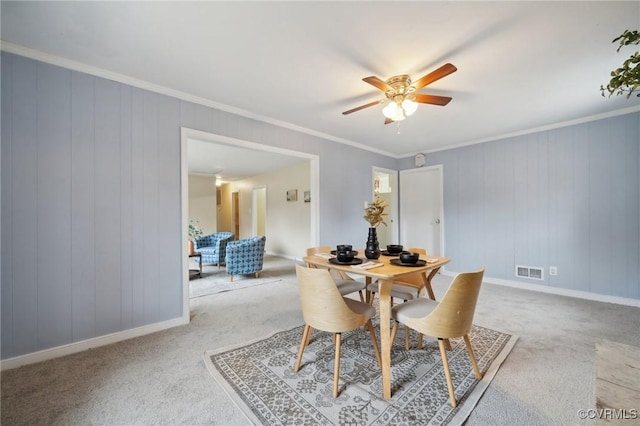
[286,189,298,202]
[304,190,311,203]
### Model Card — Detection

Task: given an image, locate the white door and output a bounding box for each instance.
[399,165,443,256]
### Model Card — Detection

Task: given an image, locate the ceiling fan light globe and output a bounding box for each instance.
[402,99,418,116]
[382,102,399,119]
[382,102,405,121]
[393,107,406,121]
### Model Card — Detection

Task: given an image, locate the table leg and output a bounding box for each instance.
[379,278,393,399]
[365,276,372,304]
[198,255,202,277]
[424,267,441,301]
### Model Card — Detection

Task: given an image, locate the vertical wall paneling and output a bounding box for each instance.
[571,123,591,289]
[7,55,39,356]
[157,95,181,318]
[1,53,14,356]
[120,85,133,329]
[440,150,459,270]
[194,104,213,134]
[456,144,484,270]
[142,91,159,323]
[179,100,196,131]
[94,78,122,335]
[588,120,612,295]
[130,88,146,326]
[70,71,96,341]
[548,126,575,289]
[609,116,629,296]
[417,113,639,300]
[511,136,529,269]
[532,132,550,269]
[36,62,73,349]
[626,118,640,299]
[483,139,513,278]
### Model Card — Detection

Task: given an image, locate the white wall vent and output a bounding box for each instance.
[515,265,544,280]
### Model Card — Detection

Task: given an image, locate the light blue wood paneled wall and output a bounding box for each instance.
[400,112,639,299]
[1,52,396,359]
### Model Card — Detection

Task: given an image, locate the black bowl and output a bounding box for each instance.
[399,251,419,264]
[336,250,356,262]
[336,244,352,253]
[386,244,403,254]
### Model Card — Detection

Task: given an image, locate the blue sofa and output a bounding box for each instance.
[195,232,235,266]
[225,236,266,281]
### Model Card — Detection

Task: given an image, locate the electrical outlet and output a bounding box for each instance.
[549,266,557,276]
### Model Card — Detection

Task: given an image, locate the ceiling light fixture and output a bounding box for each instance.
[342,63,456,124]
[381,75,418,121]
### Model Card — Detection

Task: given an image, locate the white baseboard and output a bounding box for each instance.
[440,269,640,308]
[0,316,188,371]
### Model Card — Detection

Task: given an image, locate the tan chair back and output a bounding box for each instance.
[306,246,353,282]
[404,268,484,338]
[296,264,367,333]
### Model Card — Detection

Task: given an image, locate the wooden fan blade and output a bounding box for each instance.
[414,94,452,106]
[384,117,394,125]
[342,100,381,115]
[412,63,457,90]
[363,76,393,92]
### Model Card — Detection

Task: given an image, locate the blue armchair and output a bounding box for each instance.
[225,236,266,281]
[195,232,235,266]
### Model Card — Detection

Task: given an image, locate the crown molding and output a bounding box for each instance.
[401,105,640,158]
[0,40,396,158]
[5,40,636,161]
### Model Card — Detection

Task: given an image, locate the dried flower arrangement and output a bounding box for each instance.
[363,197,388,228]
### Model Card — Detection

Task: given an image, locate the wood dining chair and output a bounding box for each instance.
[390,267,485,407]
[294,264,382,398]
[306,246,366,302]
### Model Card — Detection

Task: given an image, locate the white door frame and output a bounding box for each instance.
[399,164,444,256]
[181,127,320,323]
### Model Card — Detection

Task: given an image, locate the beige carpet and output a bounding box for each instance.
[2,254,639,425]
[204,323,517,425]
[189,259,281,298]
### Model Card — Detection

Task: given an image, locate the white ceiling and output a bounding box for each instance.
[188,137,307,182]
[2,1,639,176]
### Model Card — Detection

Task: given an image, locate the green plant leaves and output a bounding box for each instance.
[601,30,639,99]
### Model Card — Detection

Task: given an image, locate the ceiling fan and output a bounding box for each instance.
[342,63,457,124]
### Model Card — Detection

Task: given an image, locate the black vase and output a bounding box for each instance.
[364,227,381,259]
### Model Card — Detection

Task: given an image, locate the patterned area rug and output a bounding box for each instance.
[204,323,517,425]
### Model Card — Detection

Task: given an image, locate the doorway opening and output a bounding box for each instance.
[372,167,399,247]
[181,127,320,322]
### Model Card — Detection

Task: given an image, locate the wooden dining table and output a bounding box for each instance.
[302,250,450,399]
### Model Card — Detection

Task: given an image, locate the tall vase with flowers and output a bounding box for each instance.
[188,220,203,255]
[363,197,388,259]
